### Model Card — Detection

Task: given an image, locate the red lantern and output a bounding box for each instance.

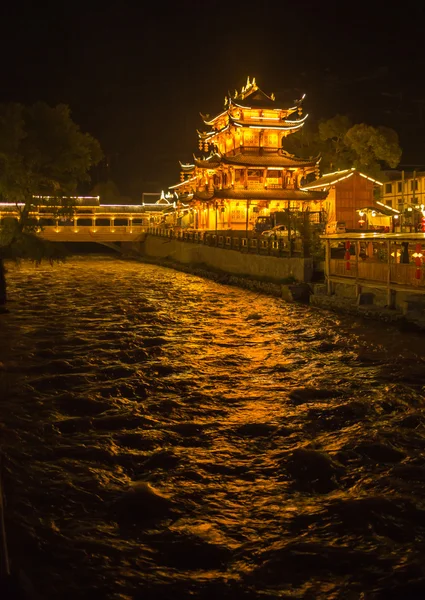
[414,243,422,279]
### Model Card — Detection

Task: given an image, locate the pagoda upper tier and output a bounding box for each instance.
[197,76,308,152]
[168,78,326,231]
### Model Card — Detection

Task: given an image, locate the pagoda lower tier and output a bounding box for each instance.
[169,151,328,232]
[185,189,327,232]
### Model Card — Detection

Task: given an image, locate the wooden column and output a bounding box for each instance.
[355,240,361,297]
[325,239,332,295]
[387,239,393,308]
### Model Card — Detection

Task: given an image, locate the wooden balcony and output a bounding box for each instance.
[323,233,425,302]
[330,259,424,288]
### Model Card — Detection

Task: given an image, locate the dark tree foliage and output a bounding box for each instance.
[283,114,402,182]
[0,102,102,308]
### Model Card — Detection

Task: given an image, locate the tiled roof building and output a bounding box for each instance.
[169,77,328,231]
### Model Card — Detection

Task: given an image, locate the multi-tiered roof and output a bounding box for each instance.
[170,77,326,208]
[197,76,308,146]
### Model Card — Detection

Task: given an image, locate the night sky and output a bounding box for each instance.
[2,1,425,199]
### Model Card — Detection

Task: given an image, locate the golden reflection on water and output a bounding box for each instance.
[1,256,425,599]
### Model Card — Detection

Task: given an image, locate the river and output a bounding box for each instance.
[1,256,425,599]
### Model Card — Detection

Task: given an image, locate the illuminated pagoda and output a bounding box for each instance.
[169,77,327,231]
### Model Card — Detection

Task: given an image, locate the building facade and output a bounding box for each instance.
[302,168,383,230]
[169,77,327,232]
[380,171,425,231]
[381,171,425,209]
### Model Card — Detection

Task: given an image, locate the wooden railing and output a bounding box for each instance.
[330,259,424,288]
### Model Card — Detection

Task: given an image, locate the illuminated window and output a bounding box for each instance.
[411,180,419,191]
[247,169,262,181]
[397,182,402,193]
[385,183,392,194]
[231,209,245,221]
[386,200,393,207]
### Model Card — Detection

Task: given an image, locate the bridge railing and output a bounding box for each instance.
[37,225,148,241]
[146,227,305,258]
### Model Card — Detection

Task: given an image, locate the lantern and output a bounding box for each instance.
[413,243,423,280]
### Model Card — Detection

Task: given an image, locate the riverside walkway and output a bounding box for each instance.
[322,232,425,308]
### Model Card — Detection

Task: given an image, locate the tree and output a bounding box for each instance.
[0,102,102,310]
[282,114,402,181]
[282,119,323,160]
[344,124,402,173]
[318,114,354,169]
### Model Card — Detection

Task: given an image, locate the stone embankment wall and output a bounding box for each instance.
[133,236,425,331]
[310,283,425,331]
[141,235,313,283]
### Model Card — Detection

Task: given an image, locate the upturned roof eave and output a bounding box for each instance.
[192,188,328,202]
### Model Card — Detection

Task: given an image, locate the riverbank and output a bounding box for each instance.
[131,254,286,297]
[129,254,425,332]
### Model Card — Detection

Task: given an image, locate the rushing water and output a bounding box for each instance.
[1,256,425,599]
